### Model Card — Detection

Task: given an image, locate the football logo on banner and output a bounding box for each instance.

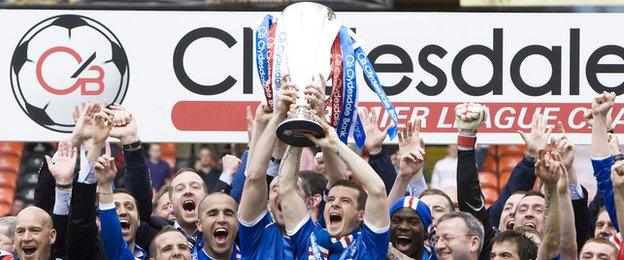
[10,14,129,133]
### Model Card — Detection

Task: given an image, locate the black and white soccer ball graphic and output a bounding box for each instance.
[10,14,129,133]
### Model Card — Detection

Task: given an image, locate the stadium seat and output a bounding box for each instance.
[0,142,24,157]
[0,202,11,217]
[482,187,499,206]
[498,154,523,172]
[17,188,34,202]
[486,146,498,158]
[0,187,15,206]
[478,171,498,189]
[0,171,18,190]
[0,155,21,172]
[498,169,513,188]
[497,145,526,157]
[22,156,43,173]
[483,155,497,172]
[161,143,176,157]
[17,172,38,190]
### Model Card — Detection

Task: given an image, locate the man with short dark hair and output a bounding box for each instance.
[433,211,483,260]
[148,226,191,260]
[193,193,240,260]
[490,230,537,260]
[15,207,56,260]
[419,189,455,222]
[595,207,616,239]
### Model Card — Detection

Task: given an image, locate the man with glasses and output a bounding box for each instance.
[432,211,484,260]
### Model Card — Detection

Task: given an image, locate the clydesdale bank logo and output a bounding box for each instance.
[10,15,129,133]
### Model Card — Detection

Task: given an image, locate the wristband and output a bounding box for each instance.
[122,140,142,151]
[55,183,72,190]
[457,135,476,149]
[270,156,282,164]
[613,153,624,162]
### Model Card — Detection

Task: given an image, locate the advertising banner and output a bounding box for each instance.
[2,10,624,144]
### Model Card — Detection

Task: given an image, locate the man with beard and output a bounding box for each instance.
[193,193,240,260]
[15,207,56,260]
[388,196,433,260]
[280,115,390,259]
[169,169,208,249]
[149,226,191,260]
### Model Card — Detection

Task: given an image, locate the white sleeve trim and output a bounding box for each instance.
[591,155,612,161]
[286,213,311,236]
[363,218,390,234]
[238,210,268,227]
[98,202,115,210]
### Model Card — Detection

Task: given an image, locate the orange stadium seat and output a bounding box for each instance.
[0,202,11,217]
[0,187,15,206]
[0,156,20,173]
[482,187,499,206]
[478,171,498,189]
[161,143,176,157]
[498,155,523,172]
[0,142,24,157]
[497,145,526,157]
[486,146,498,158]
[483,155,497,172]
[0,171,18,190]
[498,169,513,188]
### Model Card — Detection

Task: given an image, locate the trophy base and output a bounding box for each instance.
[277,118,326,147]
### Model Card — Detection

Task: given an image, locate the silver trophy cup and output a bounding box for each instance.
[275,2,341,147]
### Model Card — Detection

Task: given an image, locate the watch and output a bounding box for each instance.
[613,153,624,162]
[122,140,142,151]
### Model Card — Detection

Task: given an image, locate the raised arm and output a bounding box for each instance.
[589,92,620,231]
[387,120,424,205]
[277,146,307,232]
[239,81,296,223]
[554,153,578,259]
[361,107,396,194]
[307,117,389,230]
[536,150,562,260]
[612,160,624,236]
[454,103,496,259]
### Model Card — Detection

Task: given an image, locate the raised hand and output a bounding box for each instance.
[94,143,117,186]
[397,119,425,177]
[91,111,113,145]
[612,160,624,189]
[254,101,273,126]
[552,153,569,194]
[221,154,242,178]
[552,121,575,169]
[304,74,326,118]
[45,140,78,185]
[536,150,561,187]
[306,114,339,149]
[519,113,552,158]
[359,107,388,155]
[70,103,101,145]
[455,103,488,136]
[275,75,298,116]
[105,105,138,145]
[592,91,616,117]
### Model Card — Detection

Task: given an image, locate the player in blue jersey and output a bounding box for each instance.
[193,192,240,260]
[278,115,391,260]
[237,77,327,260]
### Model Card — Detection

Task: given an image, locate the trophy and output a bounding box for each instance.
[274,2,341,147]
[255,2,400,148]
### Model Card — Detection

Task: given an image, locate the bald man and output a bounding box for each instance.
[15,207,56,260]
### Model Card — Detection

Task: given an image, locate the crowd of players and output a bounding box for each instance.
[2,77,624,260]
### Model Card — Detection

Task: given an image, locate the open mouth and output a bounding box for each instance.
[120,218,131,230]
[395,235,413,252]
[22,245,36,255]
[213,227,229,244]
[505,220,514,230]
[329,212,342,226]
[182,199,196,212]
[523,222,536,229]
